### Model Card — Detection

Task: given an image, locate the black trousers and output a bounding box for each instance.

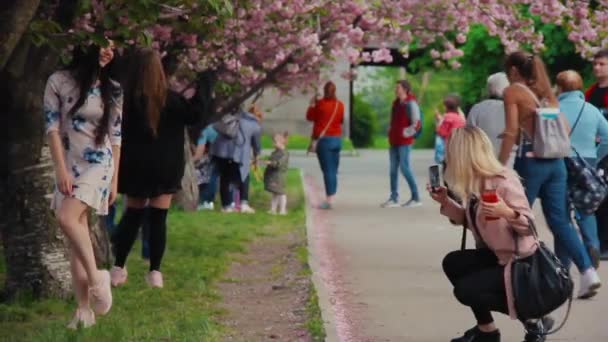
[442,249,508,325]
[596,199,608,253]
[215,157,250,207]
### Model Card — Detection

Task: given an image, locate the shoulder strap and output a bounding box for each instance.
[569,103,586,137]
[319,102,340,138]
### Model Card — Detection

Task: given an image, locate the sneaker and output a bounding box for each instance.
[578,268,601,299]
[240,203,256,214]
[222,206,236,213]
[451,326,500,342]
[319,202,332,210]
[402,199,422,208]
[267,209,277,215]
[197,202,214,211]
[110,266,127,287]
[89,270,113,315]
[146,270,164,288]
[380,199,400,208]
[67,308,96,330]
[279,210,288,216]
[523,316,554,342]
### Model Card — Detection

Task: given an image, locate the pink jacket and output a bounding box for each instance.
[440,168,538,319]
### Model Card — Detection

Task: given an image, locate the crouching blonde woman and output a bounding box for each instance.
[430,127,553,342]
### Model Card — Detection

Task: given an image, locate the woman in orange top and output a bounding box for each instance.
[307,81,345,209]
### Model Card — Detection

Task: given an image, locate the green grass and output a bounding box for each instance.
[295,245,326,341]
[261,134,355,152]
[0,169,319,341]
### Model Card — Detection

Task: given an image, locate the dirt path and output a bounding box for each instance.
[218,229,316,341]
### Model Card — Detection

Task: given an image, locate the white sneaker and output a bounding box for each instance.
[578,268,601,299]
[240,203,256,214]
[380,199,400,208]
[402,199,422,208]
[222,206,236,213]
[198,202,214,210]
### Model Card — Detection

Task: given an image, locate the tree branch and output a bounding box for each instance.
[0,0,40,71]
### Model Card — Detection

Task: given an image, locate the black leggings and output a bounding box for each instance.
[442,249,508,325]
[113,207,168,272]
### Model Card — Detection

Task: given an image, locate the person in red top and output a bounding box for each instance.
[585,48,608,260]
[307,81,345,209]
[381,80,422,208]
[436,94,466,140]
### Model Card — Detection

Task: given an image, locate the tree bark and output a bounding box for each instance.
[174,130,199,211]
[0,0,40,70]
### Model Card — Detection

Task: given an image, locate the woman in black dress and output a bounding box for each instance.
[110,48,199,288]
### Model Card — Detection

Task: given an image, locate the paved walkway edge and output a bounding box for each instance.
[302,168,357,342]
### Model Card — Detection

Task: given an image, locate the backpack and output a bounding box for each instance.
[565,103,608,214]
[515,83,571,158]
[406,101,423,139]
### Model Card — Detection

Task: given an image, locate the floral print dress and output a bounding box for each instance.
[44,70,122,215]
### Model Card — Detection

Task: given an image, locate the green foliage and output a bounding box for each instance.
[351,95,378,147]
[354,67,463,149]
[0,170,308,341]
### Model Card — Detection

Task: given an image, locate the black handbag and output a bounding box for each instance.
[468,199,573,335]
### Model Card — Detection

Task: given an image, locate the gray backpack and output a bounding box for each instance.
[515,83,571,159]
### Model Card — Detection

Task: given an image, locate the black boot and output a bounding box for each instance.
[523,316,555,342]
[452,326,501,342]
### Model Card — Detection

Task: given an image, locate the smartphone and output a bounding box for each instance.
[429,164,441,191]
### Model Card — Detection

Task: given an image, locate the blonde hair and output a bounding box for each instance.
[248,103,264,121]
[444,126,506,200]
[556,70,584,92]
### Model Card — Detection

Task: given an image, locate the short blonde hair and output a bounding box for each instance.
[556,70,583,92]
[444,126,507,200]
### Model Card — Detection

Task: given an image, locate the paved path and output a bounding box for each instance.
[296,149,608,342]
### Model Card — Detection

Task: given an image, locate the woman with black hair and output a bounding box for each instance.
[44,41,122,328]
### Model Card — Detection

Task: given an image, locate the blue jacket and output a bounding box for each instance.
[211,111,262,181]
[559,91,608,160]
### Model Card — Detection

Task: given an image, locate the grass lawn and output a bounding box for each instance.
[261,134,355,152]
[0,169,323,341]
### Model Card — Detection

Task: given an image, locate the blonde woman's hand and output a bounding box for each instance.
[481,196,516,220]
[427,184,448,205]
[56,168,73,196]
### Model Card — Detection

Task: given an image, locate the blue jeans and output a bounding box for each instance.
[572,158,600,253]
[316,137,342,197]
[199,163,218,204]
[514,153,592,272]
[389,145,419,202]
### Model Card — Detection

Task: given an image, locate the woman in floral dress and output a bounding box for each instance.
[44,42,122,328]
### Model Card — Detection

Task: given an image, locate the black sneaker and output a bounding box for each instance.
[452,326,501,342]
[523,316,555,342]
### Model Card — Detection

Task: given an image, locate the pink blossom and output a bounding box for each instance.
[371,48,392,63]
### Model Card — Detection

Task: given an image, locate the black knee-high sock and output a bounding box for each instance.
[148,207,168,272]
[113,207,146,268]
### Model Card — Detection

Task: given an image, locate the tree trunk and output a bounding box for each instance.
[174,130,199,211]
[88,212,112,268]
[0,0,40,70]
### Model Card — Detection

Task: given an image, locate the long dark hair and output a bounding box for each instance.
[123,48,168,137]
[504,51,556,103]
[65,45,119,145]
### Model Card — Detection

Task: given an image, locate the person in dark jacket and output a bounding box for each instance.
[110,48,200,288]
[381,80,421,208]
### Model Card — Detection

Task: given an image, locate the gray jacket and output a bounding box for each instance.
[211,111,262,181]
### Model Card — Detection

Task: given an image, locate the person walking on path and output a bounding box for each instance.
[381,80,422,208]
[467,73,510,158]
[433,126,552,342]
[585,48,608,260]
[557,70,608,269]
[212,105,262,213]
[44,42,121,328]
[111,48,201,289]
[307,81,345,210]
[499,51,601,299]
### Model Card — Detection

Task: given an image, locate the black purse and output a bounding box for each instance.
[510,217,573,334]
[468,198,573,335]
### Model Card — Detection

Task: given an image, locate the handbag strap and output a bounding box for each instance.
[318,102,340,139]
[569,103,586,137]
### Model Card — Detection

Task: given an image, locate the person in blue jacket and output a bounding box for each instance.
[557,70,608,269]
